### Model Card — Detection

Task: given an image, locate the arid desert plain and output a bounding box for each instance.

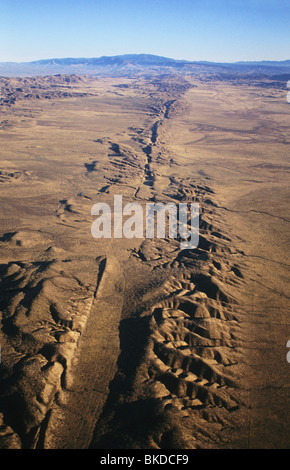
[0,65,289,449]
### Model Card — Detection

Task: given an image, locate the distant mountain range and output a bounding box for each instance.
[28,54,190,67]
[1,54,290,77]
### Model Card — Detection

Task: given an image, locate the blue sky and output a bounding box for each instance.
[0,0,289,62]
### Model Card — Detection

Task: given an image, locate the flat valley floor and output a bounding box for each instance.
[0,73,289,449]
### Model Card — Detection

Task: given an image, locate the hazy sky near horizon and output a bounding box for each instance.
[0,0,289,62]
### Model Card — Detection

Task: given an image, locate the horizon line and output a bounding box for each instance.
[1,53,290,65]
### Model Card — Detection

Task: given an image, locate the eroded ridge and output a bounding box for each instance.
[91,177,247,450]
[0,256,106,448]
[0,75,91,106]
[144,182,246,447]
[148,272,242,411]
[139,254,246,447]
[43,255,125,450]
